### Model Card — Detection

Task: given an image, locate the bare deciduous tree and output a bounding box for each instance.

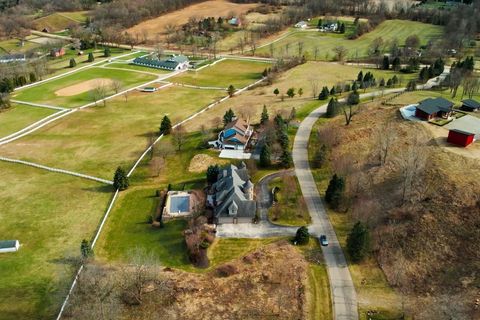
[376,119,396,166]
[333,46,348,63]
[396,140,429,204]
[172,125,186,151]
[309,78,319,99]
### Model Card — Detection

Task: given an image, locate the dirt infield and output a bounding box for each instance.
[55,78,115,96]
[126,0,259,41]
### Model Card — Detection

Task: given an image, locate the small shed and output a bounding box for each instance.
[447,129,475,147]
[0,240,20,253]
[461,99,480,112]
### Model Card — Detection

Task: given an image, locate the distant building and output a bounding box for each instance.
[132,55,189,71]
[295,21,308,29]
[208,163,256,224]
[415,97,453,121]
[228,17,241,27]
[319,22,338,32]
[0,240,20,253]
[50,47,65,58]
[461,99,480,112]
[209,118,253,150]
[447,129,475,147]
[0,54,26,64]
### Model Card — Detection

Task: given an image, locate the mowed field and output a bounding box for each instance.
[33,12,82,32]
[0,87,224,179]
[171,59,271,88]
[0,162,112,320]
[126,0,259,41]
[257,20,444,60]
[0,104,55,138]
[13,67,157,108]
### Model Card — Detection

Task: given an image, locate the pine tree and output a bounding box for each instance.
[386,78,393,87]
[223,108,235,125]
[159,115,172,135]
[392,56,401,71]
[80,239,94,259]
[351,81,358,91]
[104,47,111,57]
[392,75,399,85]
[326,97,338,118]
[346,222,371,262]
[318,86,329,100]
[357,70,363,82]
[260,105,269,124]
[379,78,385,87]
[329,86,336,95]
[88,52,95,62]
[113,167,129,190]
[280,150,292,168]
[273,88,279,96]
[339,23,346,34]
[259,144,271,167]
[227,84,236,97]
[382,55,390,70]
[69,58,77,68]
[294,226,310,245]
[325,174,345,210]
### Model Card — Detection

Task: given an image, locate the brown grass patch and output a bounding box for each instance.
[188,153,228,173]
[126,0,259,41]
[55,78,114,96]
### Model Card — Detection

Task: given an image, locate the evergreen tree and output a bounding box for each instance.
[29,72,36,83]
[314,144,328,168]
[286,87,295,98]
[113,166,129,190]
[386,78,393,87]
[392,56,401,71]
[392,75,399,85]
[347,90,360,105]
[318,86,329,100]
[227,84,236,97]
[159,115,172,135]
[346,222,371,262]
[280,150,292,168]
[69,58,77,68]
[260,105,269,124]
[298,88,303,97]
[382,55,390,70]
[223,108,235,125]
[351,81,358,91]
[317,19,323,29]
[259,144,271,167]
[339,23,346,34]
[273,88,280,96]
[294,226,309,245]
[325,174,345,210]
[262,68,268,77]
[326,97,338,118]
[357,70,363,82]
[88,52,95,62]
[379,78,385,87]
[206,165,220,184]
[18,76,27,86]
[104,47,111,57]
[80,239,94,259]
[344,83,351,92]
[329,86,336,95]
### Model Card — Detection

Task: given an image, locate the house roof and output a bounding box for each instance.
[225,118,248,133]
[449,128,475,136]
[0,54,26,61]
[0,240,18,249]
[417,97,453,115]
[224,132,249,145]
[133,55,188,70]
[462,99,480,109]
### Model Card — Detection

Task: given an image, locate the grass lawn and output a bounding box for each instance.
[0,104,55,138]
[96,187,192,268]
[257,20,443,60]
[0,161,112,320]
[0,87,224,179]
[14,67,156,108]
[268,175,311,226]
[388,88,480,107]
[58,11,90,23]
[103,62,171,74]
[34,13,81,32]
[46,47,131,77]
[171,59,271,88]
[0,38,40,53]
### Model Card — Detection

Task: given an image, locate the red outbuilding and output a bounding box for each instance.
[447,129,475,147]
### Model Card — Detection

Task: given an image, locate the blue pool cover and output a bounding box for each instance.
[170,196,190,213]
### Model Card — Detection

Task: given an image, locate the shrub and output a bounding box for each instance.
[294,226,309,245]
[346,221,370,262]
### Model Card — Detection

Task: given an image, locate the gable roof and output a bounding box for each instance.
[462,99,480,109]
[225,118,248,133]
[417,97,453,115]
[449,128,475,136]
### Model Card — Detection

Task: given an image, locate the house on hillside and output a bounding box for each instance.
[209,118,254,150]
[0,54,26,64]
[0,240,20,253]
[207,163,256,224]
[50,47,65,58]
[447,129,475,147]
[228,17,241,27]
[319,22,338,32]
[461,99,480,112]
[415,97,454,121]
[132,55,189,71]
[295,21,308,29]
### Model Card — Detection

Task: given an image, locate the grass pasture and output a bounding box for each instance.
[0,38,40,54]
[34,12,81,32]
[0,87,224,179]
[58,11,90,23]
[0,162,112,320]
[257,20,443,60]
[171,59,271,88]
[0,104,55,138]
[14,67,157,108]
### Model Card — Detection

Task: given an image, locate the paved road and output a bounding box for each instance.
[292,88,407,320]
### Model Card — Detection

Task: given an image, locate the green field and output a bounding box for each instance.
[0,38,40,54]
[0,162,112,320]
[0,104,55,138]
[58,11,90,23]
[1,87,224,179]
[258,20,444,60]
[14,67,156,108]
[171,59,271,88]
[34,13,81,32]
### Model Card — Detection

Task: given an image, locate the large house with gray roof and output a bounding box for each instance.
[132,54,189,71]
[208,163,256,224]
